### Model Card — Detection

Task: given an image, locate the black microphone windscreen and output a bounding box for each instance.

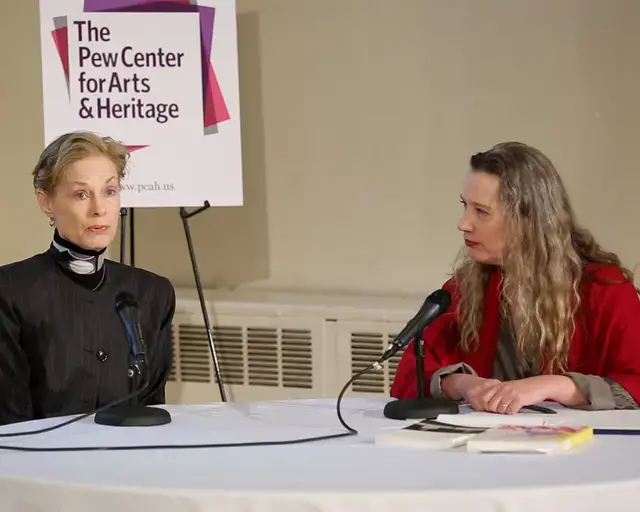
[428,289,451,310]
[115,291,139,311]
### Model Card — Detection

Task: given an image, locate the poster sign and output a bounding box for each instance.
[39,0,243,208]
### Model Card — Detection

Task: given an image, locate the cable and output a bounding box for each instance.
[0,363,381,452]
[336,363,378,433]
[0,387,144,438]
[0,431,356,452]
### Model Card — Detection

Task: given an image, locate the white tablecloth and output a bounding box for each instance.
[0,397,638,512]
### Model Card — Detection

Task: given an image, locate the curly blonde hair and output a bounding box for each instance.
[454,142,634,373]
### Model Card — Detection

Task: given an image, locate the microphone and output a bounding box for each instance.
[115,291,149,382]
[94,292,172,427]
[381,288,460,420]
[378,289,452,364]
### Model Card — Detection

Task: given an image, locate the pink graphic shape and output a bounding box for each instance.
[204,56,229,127]
[51,25,70,83]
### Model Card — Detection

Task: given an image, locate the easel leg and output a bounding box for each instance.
[119,207,128,264]
[179,201,227,402]
[119,207,135,267]
[130,208,135,267]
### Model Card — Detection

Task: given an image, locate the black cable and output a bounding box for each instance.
[0,432,357,452]
[336,363,377,433]
[0,364,379,452]
[0,387,144,438]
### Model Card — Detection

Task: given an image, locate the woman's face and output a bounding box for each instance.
[457,171,506,265]
[38,155,121,251]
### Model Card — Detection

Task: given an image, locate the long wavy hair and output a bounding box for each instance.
[454,142,635,373]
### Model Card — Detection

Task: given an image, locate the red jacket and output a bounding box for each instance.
[390,263,640,403]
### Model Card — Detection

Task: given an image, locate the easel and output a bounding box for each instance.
[119,204,227,402]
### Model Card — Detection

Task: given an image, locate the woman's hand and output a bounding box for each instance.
[465,377,547,414]
[441,373,501,401]
[463,375,585,414]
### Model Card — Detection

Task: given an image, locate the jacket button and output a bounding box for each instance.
[96,350,108,362]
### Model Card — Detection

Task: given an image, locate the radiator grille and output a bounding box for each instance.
[350,331,402,393]
[282,329,313,389]
[171,322,314,390]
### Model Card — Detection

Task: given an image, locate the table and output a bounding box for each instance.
[0,397,638,512]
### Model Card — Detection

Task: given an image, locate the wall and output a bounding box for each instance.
[129,0,640,297]
[0,1,52,261]
[2,0,639,299]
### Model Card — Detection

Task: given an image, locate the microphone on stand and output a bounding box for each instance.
[379,289,460,420]
[94,292,172,427]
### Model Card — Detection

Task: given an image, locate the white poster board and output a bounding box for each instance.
[38,0,243,208]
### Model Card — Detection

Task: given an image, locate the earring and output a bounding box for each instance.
[49,218,55,227]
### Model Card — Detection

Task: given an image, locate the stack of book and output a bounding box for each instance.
[373,407,640,454]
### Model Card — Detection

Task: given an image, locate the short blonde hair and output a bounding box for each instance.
[32,131,129,193]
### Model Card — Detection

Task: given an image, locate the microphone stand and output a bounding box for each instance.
[94,359,172,427]
[383,335,460,420]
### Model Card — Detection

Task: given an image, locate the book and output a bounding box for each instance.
[436,407,640,433]
[465,424,594,454]
[374,419,487,449]
[435,412,561,429]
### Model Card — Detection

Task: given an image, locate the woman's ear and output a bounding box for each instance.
[36,189,53,218]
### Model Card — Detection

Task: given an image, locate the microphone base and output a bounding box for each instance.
[94,404,172,427]
[383,397,459,420]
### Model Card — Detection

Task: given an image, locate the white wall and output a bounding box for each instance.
[2,0,638,300]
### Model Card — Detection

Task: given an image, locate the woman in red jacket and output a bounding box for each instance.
[390,141,640,413]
